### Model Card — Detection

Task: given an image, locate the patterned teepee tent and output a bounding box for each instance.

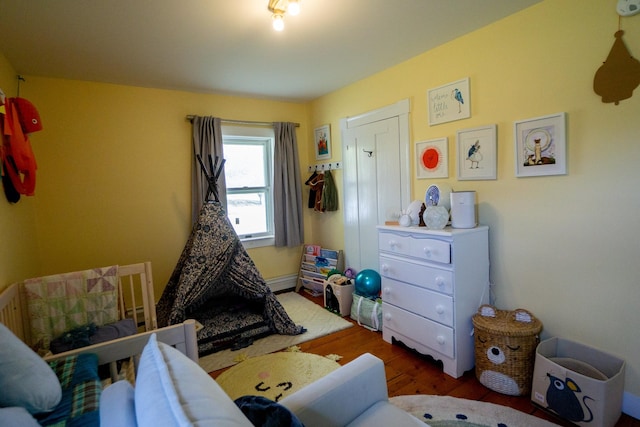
[157,202,305,355]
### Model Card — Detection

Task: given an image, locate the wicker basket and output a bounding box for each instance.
[472,304,542,396]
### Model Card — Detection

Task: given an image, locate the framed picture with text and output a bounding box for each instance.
[427,77,471,126]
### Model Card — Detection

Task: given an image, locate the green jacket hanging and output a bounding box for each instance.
[321,170,338,211]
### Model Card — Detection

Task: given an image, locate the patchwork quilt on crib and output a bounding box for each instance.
[22,266,119,354]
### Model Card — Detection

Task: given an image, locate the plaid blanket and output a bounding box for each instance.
[37,354,102,427]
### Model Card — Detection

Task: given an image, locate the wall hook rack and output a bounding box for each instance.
[307,162,342,173]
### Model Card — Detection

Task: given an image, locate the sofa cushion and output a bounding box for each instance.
[100,380,137,427]
[0,407,41,426]
[135,333,252,427]
[0,323,62,414]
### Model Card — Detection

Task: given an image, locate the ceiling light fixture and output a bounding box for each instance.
[268,0,301,31]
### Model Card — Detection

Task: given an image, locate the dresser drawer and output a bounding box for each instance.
[379,255,453,295]
[382,303,454,358]
[378,230,451,264]
[382,278,453,327]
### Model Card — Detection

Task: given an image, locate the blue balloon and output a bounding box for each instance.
[355,269,381,298]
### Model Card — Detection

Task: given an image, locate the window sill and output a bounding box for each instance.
[240,236,274,249]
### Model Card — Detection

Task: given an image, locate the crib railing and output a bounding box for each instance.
[0,282,26,341]
[117,262,158,331]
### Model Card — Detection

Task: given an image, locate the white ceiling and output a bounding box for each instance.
[0,0,541,102]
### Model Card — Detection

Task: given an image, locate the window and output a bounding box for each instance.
[222,126,275,248]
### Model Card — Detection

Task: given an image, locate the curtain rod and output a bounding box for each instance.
[186,115,299,128]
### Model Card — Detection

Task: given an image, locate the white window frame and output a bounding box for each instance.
[222,125,275,249]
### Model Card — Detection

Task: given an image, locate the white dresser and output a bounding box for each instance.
[377,225,489,378]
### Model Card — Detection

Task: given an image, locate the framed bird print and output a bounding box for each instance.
[427,77,471,126]
[416,137,448,179]
[456,124,497,180]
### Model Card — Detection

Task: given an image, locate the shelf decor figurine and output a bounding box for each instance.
[423,205,449,230]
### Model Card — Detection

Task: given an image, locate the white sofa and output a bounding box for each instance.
[102,336,424,427]
[0,318,423,427]
[281,353,424,426]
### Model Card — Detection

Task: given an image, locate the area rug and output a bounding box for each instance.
[198,292,352,372]
[390,395,560,427]
[216,350,341,402]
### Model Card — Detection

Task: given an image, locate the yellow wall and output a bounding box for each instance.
[309,0,640,399]
[1,0,639,406]
[0,53,41,286]
[1,76,312,298]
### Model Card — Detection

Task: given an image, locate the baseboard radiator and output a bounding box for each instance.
[266,274,298,293]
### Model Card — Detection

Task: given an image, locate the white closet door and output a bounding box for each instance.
[340,100,410,271]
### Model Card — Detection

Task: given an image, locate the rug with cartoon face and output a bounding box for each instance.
[215,349,341,402]
[389,395,561,427]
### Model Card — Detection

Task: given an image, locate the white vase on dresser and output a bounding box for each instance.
[377,225,489,378]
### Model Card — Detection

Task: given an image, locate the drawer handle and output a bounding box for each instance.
[435,276,445,288]
[383,287,391,295]
[384,313,392,321]
[436,335,446,345]
[381,264,389,273]
[423,246,433,257]
[435,305,445,314]
[389,240,398,249]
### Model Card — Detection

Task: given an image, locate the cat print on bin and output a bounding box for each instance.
[545,374,594,423]
[325,284,340,313]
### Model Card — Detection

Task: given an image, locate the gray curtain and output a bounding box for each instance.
[273,122,304,247]
[191,116,226,224]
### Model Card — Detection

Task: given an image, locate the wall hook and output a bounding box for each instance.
[363,149,373,157]
[17,75,25,97]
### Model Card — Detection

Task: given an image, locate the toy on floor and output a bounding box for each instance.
[354,269,381,299]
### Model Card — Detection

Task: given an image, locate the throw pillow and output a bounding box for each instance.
[100,380,137,427]
[0,406,41,426]
[0,323,62,414]
[135,333,252,426]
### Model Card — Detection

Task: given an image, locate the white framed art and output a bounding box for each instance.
[427,77,471,126]
[514,112,566,177]
[416,137,448,179]
[314,124,331,160]
[456,124,497,181]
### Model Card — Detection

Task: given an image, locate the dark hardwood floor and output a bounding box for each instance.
[210,291,639,426]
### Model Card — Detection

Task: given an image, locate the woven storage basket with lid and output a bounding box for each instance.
[472,304,542,396]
